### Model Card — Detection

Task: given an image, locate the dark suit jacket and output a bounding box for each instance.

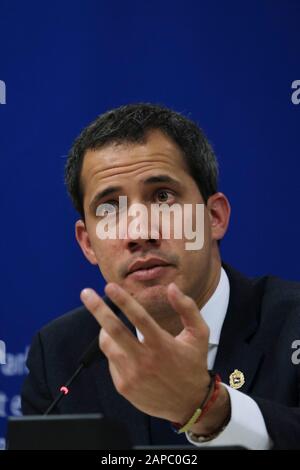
[21,264,300,449]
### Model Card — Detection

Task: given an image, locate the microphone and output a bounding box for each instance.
[44,336,100,415]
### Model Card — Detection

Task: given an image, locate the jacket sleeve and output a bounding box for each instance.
[21,332,53,415]
[253,397,300,450]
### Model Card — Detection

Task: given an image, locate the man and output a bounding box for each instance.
[22,103,300,449]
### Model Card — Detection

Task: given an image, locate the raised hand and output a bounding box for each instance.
[80,282,212,425]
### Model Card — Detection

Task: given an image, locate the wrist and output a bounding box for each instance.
[189,384,230,436]
[175,373,211,426]
[171,371,223,435]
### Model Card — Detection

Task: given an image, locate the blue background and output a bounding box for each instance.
[0,0,299,447]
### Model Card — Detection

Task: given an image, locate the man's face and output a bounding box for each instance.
[77,130,224,320]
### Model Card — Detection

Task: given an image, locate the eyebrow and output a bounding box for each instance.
[89,186,122,211]
[89,174,181,211]
[142,174,181,186]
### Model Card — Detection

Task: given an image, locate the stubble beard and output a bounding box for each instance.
[132,284,183,336]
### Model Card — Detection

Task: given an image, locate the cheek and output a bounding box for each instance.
[92,239,122,281]
[172,229,210,277]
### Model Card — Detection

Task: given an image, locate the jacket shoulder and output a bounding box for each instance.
[262,276,300,310]
[40,304,95,337]
[36,305,100,368]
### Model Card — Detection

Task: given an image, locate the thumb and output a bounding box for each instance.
[167,283,209,337]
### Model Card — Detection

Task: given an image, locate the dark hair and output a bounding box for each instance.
[65,103,218,217]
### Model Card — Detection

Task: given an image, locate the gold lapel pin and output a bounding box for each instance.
[229,369,245,389]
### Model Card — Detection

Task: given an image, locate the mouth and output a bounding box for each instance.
[126,258,174,281]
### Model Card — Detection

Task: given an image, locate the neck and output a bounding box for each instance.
[196,263,221,311]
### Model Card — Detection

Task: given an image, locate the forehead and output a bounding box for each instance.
[80,130,190,197]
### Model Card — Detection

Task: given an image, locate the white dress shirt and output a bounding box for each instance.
[185,267,272,449]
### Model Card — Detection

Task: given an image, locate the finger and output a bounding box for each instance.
[80,288,139,354]
[167,283,207,333]
[99,327,122,357]
[104,283,164,346]
[99,328,129,368]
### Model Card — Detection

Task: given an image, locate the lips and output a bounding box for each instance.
[127,257,171,276]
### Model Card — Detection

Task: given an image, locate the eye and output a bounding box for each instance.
[155,189,175,204]
[96,201,118,217]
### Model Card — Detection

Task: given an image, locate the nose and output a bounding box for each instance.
[126,236,161,253]
[122,206,162,253]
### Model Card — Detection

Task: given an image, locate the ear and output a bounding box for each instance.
[207,192,231,241]
[75,219,98,265]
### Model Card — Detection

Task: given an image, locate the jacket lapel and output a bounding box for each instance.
[214,264,267,394]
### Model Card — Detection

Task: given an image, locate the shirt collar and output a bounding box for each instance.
[200,267,230,347]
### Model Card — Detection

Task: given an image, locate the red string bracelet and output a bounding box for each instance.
[171,372,222,434]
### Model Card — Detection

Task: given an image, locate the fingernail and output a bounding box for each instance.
[105,283,121,297]
[81,288,96,302]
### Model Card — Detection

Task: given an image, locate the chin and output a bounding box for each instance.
[132,284,173,317]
